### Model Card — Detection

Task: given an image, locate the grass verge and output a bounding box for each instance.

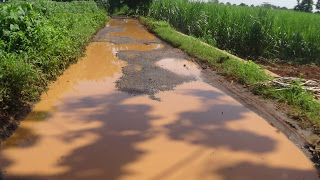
[140,17,320,131]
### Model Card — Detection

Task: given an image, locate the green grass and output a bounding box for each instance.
[0,0,109,113]
[147,0,320,64]
[140,17,320,129]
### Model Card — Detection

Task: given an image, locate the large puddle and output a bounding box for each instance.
[0,18,318,180]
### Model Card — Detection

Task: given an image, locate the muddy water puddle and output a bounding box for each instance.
[108,19,156,40]
[156,58,202,80]
[0,18,318,180]
[135,65,142,71]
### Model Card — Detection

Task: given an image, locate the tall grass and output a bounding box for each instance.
[0,0,108,113]
[148,0,320,64]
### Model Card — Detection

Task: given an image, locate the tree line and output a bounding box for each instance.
[294,0,320,12]
[209,0,320,13]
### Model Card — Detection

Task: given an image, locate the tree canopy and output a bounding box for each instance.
[294,0,313,12]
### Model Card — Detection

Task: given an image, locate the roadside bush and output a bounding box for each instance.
[0,0,108,113]
[107,0,152,15]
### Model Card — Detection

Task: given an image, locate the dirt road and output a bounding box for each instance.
[0,17,318,180]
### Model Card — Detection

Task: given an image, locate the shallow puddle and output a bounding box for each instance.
[0,18,318,180]
[156,58,201,79]
[135,65,142,71]
[108,19,156,40]
[113,43,163,52]
[127,52,136,57]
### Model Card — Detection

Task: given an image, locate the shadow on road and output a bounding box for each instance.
[0,87,317,180]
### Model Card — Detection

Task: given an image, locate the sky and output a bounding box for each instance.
[211,0,298,9]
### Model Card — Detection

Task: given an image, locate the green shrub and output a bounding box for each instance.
[0,0,108,113]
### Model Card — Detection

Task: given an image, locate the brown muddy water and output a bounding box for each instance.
[0,18,318,180]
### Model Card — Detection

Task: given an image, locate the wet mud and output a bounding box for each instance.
[256,57,320,80]
[0,17,319,180]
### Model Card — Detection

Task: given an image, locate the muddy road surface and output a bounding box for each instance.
[0,18,319,180]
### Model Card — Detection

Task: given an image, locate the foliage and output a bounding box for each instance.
[107,0,122,13]
[114,4,133,15]
[294,0,314,12]
[108,0,152,15]
[259,2,288,10]
[96,0,109,10]
[123,0,152,10]
[0,0,108,113]
[148,0,320,64]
